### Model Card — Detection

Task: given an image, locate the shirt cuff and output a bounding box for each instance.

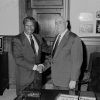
[32,65,37,70]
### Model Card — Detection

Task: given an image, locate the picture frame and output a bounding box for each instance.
[0,36,3,53]
[96,11,100,18]
[96,20,100,33]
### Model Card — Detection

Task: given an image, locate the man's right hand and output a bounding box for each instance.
[69,80,76,89]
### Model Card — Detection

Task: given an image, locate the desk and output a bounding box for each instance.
[23,89,98,100]
[40,89,96,100]
[41,89,76,100]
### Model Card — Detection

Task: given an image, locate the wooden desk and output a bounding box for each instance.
[22,89,98,100]
[40,89,96,100]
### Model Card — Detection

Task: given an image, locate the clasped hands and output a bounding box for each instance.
[36,64,44,73]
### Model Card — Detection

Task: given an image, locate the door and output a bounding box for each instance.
[27,0,69,45]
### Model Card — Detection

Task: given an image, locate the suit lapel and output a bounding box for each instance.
[20,33,35,56]
[51,35,58,55]
[53,31,70,58]
[33,34,41,54]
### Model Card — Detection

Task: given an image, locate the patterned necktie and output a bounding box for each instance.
[30,35,36,54]
[52,35,61,57]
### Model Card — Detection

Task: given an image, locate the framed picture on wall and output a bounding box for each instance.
[79,23,93,33]
[96,11,100,18]
[96,20,100,33]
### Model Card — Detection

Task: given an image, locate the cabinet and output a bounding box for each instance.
[0,52,9,95]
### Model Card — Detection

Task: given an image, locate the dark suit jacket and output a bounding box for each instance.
[51,31,83,88]
[12,32,45,94]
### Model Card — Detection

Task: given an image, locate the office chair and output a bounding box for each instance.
[77,51,93,91]
[87,52,100,92]
[78,52,100,92]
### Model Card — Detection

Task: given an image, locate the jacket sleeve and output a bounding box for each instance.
[41,37,52,54]
[12,37,34,70]
[71,37,83,81]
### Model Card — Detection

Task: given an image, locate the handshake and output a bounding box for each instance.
[33,64,45,73]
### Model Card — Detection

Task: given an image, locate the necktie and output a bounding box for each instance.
[30,35,36,54]
[52,35,61,57]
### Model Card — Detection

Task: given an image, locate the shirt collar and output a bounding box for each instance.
[24,32,30,40]
[60,29,68,38]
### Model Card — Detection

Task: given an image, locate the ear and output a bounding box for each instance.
[67,20,71,31]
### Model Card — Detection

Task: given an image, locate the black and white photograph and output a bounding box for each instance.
[0,0,100,100]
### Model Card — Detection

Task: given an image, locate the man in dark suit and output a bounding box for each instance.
[51,15,83,90]
[12,16,48,96]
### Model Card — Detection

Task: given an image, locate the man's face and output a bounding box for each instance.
[55,17,66,34]
[24,20,35,35]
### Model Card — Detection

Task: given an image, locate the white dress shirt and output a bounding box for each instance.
[24,32,39,55]
[53,29,68,50]
[24,32,39,71]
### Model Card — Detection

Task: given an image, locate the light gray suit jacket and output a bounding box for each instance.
[51,31,83,88]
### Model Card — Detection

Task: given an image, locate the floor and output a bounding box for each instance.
[0,89,17,100]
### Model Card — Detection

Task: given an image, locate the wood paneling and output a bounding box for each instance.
[30,0,68,45]
[27,0,68,38]
[38,13,61,37]
[32,9,63,47]
[30,0,63,8]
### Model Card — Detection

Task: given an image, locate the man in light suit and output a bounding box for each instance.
[51,15,83,90]
[12,16,48,96]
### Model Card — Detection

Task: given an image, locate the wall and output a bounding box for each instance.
[8,0,26,89]
[0,0,26,89]
[70,0,100,37]
[0,0,19,89]
[70,0,100,69]
[0,0,19,35]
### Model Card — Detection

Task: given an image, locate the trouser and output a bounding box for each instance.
[15,71,42,99]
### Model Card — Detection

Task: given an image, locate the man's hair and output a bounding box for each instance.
[23,16,39,33]
[23,16,36,25]
[67,20,71,31]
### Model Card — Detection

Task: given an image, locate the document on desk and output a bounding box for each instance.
[79,91,96,100]
[56,94,96,100]
[79,96,96,100]
[56,94,78,100]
